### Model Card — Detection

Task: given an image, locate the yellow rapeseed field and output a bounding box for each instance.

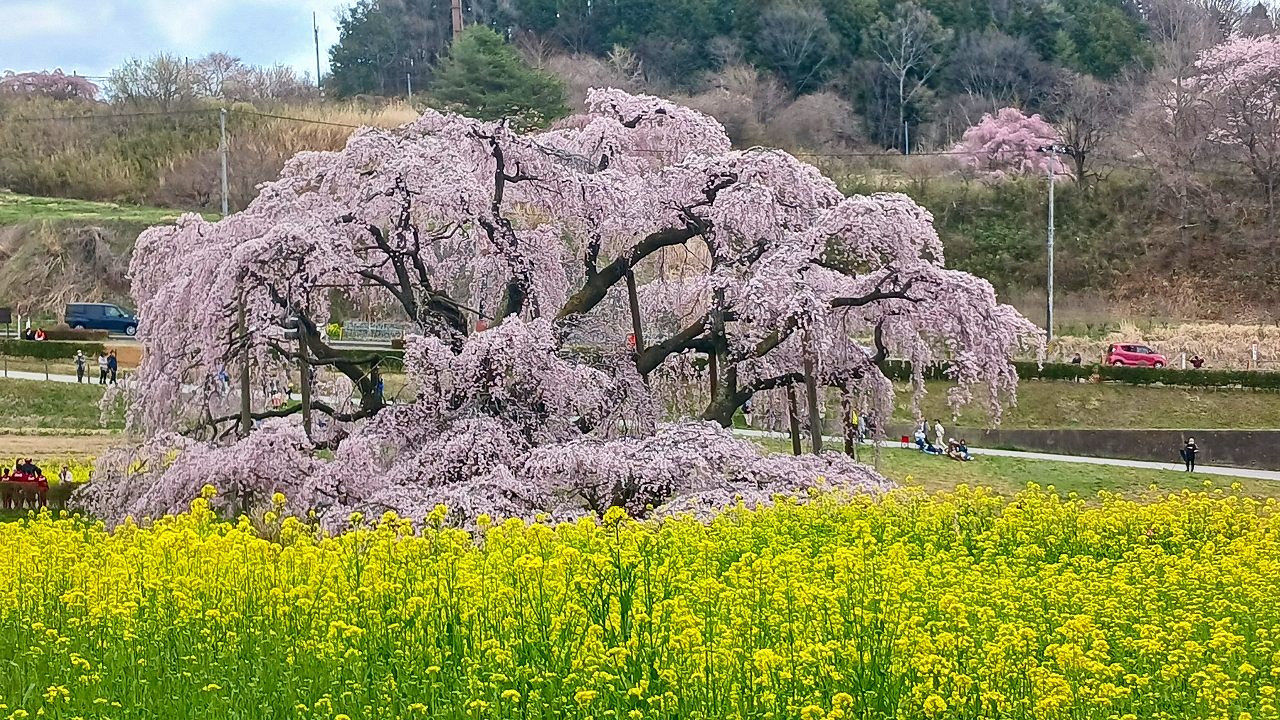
[0,485,1277,720]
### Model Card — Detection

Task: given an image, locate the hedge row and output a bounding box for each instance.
[0,339,106,360]
[881,359,1280,390]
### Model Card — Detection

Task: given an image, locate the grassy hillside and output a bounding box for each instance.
[0,192,186,226]
[894,380,1280,430]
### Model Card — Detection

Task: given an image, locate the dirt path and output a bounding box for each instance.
[0,433,119,458]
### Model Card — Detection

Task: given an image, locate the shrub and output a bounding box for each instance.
[0,339,105,359]
[882,358,1280,390]
[44,325,110,341]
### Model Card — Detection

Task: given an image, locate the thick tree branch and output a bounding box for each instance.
[636,315,714,375]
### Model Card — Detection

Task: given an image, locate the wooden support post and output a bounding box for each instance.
[786,384,802,456]
[238,299,252,438]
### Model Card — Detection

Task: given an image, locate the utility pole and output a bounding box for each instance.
[219,108,229,217]
[451,0,463,40]
[1039,144,1064,341]
[313,12,323,94]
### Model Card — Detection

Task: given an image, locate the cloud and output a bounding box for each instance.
[1,0,343,78]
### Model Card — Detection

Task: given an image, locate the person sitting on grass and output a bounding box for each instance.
[913,426,928,451]
[33,327,47,341]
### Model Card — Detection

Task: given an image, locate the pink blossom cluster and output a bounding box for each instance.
[0,69,99,100]
[89,89,1042,528]
[953,107,1069,178]
[1192,36,1280,152]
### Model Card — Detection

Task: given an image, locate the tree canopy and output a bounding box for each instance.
[84,91,1040,528]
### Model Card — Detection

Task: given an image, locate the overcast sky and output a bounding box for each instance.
[1,0,344,81]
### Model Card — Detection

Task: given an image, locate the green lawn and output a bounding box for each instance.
[892,379,1280,430]
[755,436,1275,498]
[868,447,1277,498]
[0,191,190,226]
[0,377,121,430]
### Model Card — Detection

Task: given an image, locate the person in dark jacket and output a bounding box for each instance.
[107,350,118,384]
[1181,437,1199,472]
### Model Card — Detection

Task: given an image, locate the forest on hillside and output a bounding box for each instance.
[2,0,1280,318]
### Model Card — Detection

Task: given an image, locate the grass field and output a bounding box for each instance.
[872,446,1278,497]
[754,437,1276,498]
[0,191,191,226]
[892,378,1280,429]
[0,377,120,430]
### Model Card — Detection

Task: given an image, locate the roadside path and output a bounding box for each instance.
[1,370,89,384]
[5,371,1277,480]
[732,428,1280,482]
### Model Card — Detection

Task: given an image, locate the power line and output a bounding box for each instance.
[235,109,361,129]
[6,108,220,123]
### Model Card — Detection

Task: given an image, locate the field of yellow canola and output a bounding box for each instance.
[1,485,1278,720]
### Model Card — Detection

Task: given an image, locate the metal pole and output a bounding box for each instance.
[1046,157,1055,342]
[219,108,230,217]
[313,12,323,92]
[904,122,910,155]
[406,73,412,100]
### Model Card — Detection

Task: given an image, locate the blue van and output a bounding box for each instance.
[63,303,139,336]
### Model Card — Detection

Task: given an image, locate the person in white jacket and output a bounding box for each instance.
[933,419,945,449]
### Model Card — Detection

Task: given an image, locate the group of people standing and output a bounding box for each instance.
[73,350,118,385]
[0,459,72,510]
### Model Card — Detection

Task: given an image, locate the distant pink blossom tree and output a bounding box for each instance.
[953,107,1068,178]
[0,70,99,100]
[1193,36,1280,230]
[82,89,1041,527]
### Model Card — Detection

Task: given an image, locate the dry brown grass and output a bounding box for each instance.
[1049,322,1280,369]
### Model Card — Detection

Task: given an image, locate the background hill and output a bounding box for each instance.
[1,0,1278,321]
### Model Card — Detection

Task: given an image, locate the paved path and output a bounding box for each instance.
[732,428,1280,482]
[1,370,90,384]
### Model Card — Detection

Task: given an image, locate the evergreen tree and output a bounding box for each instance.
[430,26,570,129]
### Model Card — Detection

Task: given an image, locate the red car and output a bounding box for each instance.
[1104,343,1167,367]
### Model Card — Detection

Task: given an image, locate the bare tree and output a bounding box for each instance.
[948,30,1056,114]
[866,2,951,151]
[1051,73,1123,184]
[754,1,837,94]
[107,54,195,110]
[193,53,242,98]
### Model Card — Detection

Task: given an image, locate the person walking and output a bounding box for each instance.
[97,352,109,385]
[933,418,945,449]
[74,351,86,383]
[1182,437,1199,472]
[107,350,118,385]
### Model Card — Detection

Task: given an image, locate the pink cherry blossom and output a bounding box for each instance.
[84,89,1042,528]
[954,107,1069,178]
